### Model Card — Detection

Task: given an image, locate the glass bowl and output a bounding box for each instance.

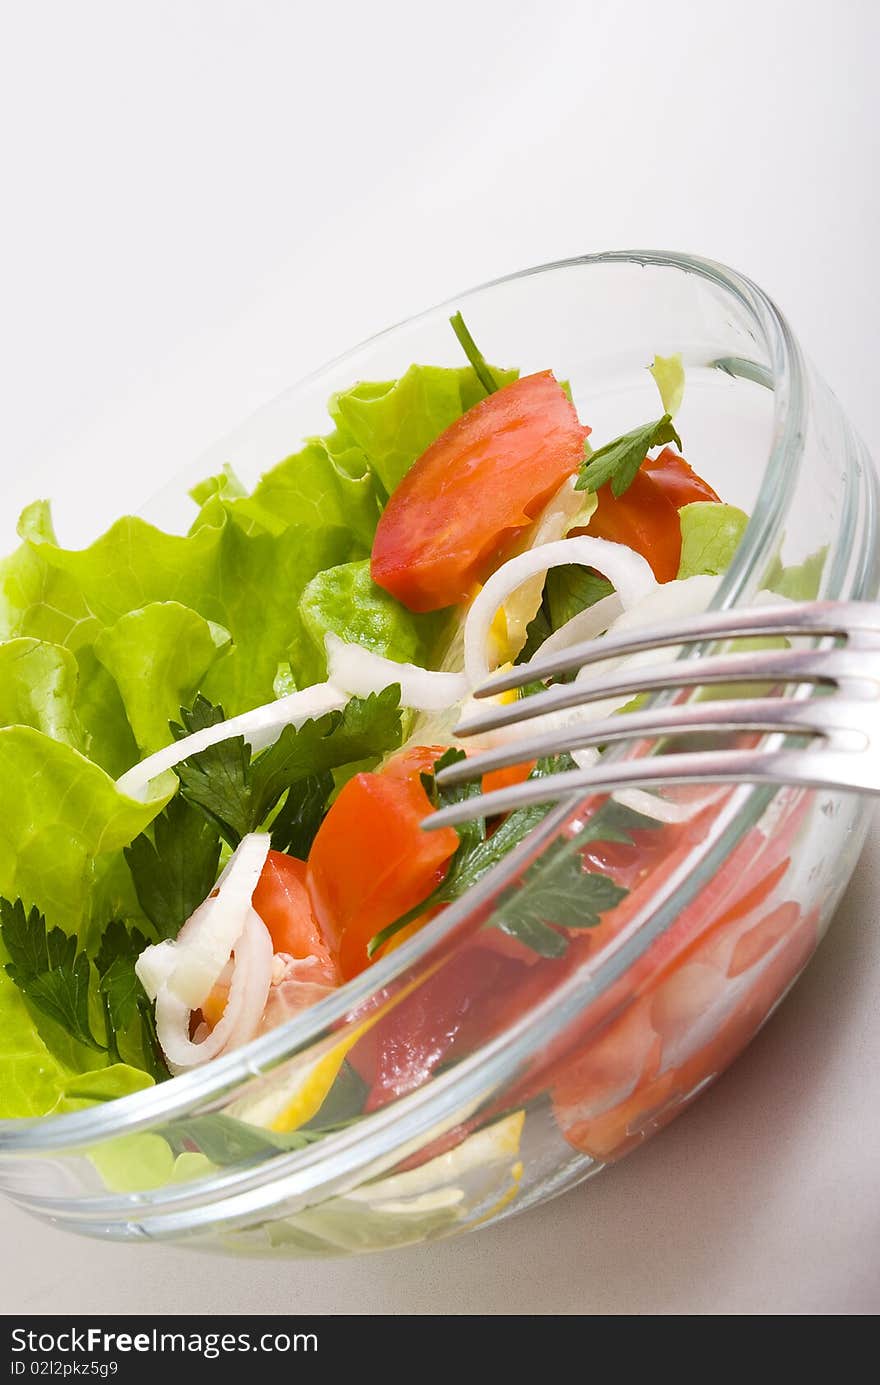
[1,250,876,1257]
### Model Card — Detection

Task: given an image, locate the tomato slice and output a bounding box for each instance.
[642,446,721,506]
[584,446,720,583]
[252,851,338,977]
[481,758,536,796]
[349,942,528,1112]
[306,746,459,980]
[371,372,588,611]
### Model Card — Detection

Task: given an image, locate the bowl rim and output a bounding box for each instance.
[0,246,871,1165]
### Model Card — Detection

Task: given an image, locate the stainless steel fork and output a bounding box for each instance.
[424,599,880,831]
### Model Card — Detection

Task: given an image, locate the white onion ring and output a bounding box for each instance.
[610,785,729,823]
[117,681,348,802]
[537,592,624,659]
[569,574,724,725]
[155,909,274,1073]
[325,634,468,711]
[499,477,596,651]
[464,537,656,687]
[563,575,738,822]
[133,939,177,1000]
[136,832,271,1008]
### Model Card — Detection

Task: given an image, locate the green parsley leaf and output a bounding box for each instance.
[269,771,334,856]
[576,414,683,498]
[449,311,499,396]
[170,695,252,846]
[491,798,656,955]
[515,566,614,666]
[368,773,659,960]
[94,920,169,1081]
[495,845,626,957]
[95,920,151,1032]
[516,605,553,665]
[172,687,403,849]
[248,685,403,823]
[367,753,573,958]
[545,565,615,629]
[0,898,105,1053]
[162,1112,355,1166]
[124,795,223,939]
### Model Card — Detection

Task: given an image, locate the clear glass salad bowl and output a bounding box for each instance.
[0,251,876,1257]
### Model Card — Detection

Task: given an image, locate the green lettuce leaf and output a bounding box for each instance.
[88,1132,177,1192]
[196,508,352,709]
[229,439,381,551]
[297,559,438,680]
[72,648,140,778]
[0,501,222,650]
[677,502,750,579]
[0,964,71,1117]
[649,353,685,417]
[0,500,351,715]
[0,725,172,1114]
[94,603,231,754]
[189,463,248,509]
[0,726,172,935]
[0,638,83,744]
[0,637,142,779]
[329,364,517,495]
[765,546,827,601]
[49,1063,155,1114]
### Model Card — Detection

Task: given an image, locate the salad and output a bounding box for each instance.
[0,313,820,1183]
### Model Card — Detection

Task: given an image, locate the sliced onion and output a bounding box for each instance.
[464,537,656,687]
[134,939,177,1000]
[611,785,729,823]
[155,909,274,1073]
[325,634,468,711]
[588,572,723,644]
[561,574,737,821]
[499,477,597,654]
[537,592,624,659]
[135,832,271,1008]
[570,574,723,723]
[117,681,348,802]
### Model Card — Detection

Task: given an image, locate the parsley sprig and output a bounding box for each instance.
[125,795,222,939]
[171,688,403,849]
[368,752,654,959]
[576,415,682,498]
[450,311,499,396]
[268,771,334,856]
[0,900,168,1079]
[95,920,168,1079]
[1,899,104,1052]
[517,565,616,665]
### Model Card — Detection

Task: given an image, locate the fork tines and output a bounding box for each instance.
[423,599,880,831]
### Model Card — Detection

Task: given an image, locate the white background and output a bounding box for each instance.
[0,0,877,1315]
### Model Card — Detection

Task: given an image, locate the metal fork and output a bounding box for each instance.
[424,599,880,831]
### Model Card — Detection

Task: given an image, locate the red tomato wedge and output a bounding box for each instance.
[642,446,721,507]
[252,851,338,979]
[307,746,459,981]
[371,372,589,611]
[584,446,720,583]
